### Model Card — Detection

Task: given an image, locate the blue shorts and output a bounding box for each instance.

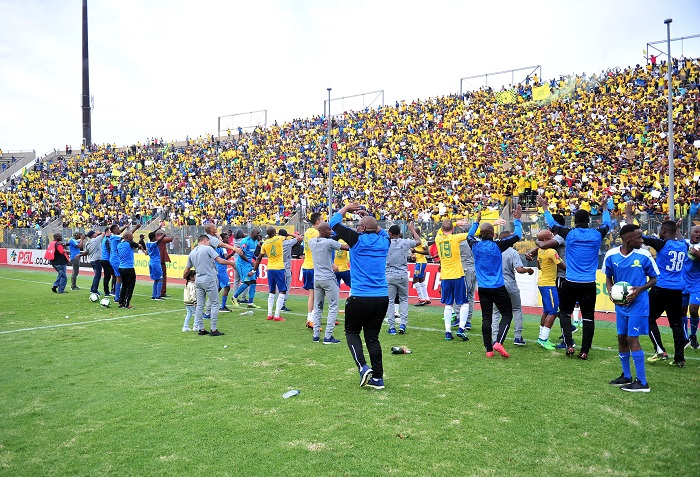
[267,269,287,293]
[335,270,351,287]
[149,263,163,281]
[616,311,649,337]
[689,292,700,306]
[682,292,689,307]
[111,260,121,277]
[236,260,256,283]
[440,277,467,305]
[414,263,427,279]
[302,268,314,290]
[218,270,230,289]
[538,286,559,315]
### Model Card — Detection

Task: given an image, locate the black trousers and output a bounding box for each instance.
[479,286,512,351]
[344,295,389,379]
[648,287,686,361]
[101,260,114,294]
[119,268,136,307]
[559,280,597,352]
[90,260,102,293]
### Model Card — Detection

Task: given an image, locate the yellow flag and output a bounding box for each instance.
[532,85,551,101]
[495,90,516,104]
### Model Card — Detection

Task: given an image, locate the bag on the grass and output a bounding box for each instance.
[44,241,56,261]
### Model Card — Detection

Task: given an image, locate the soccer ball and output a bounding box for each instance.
[689,243,700,261]
[89,293,100,303]
[100,297,111,308]
[610,281,633,305]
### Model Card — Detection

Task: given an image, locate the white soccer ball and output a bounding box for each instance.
[689,243,700,261]
[100,297,111,308]
[610,281,633,305]
[89,293,100,303]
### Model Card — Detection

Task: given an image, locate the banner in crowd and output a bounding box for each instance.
[1,248,619,312]
[495,89,516,105]
[532,84,551,101]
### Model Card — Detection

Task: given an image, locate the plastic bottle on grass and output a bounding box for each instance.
[282,390,300,399]
[391,346,412,354]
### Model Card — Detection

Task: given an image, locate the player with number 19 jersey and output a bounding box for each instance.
[435,230,468,279]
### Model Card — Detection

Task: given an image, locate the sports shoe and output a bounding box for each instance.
[198,329,210,335]
[424,300,432,305]
[219,306,232,313]
[71,286,80,290]
[306,321,313,329]
[51,286,57,293]
[456,329,469,341]
[571,325,578,334]
[691,335,699,349]
[398,324,406,334]
[414,300,427,307]
[388,328,397,335]
[267,315,274,321]
[394,313,399,319]
[450,318,459,328]
[281,305,291,312]
[465,322,472,331]
[445,332,453,341]
[359,365,373,387]
[247,303,260,309]
[323,336,341,344]
[513,337,526,346]
[621,378,651,393]
[229,297,239,307]
[609,374,632,386]
[312,336,320,342]
[182,327,192,332]
[485,351,494,358]
[203,313,211,320]
[683,339,691,350]
[647,352,669,363]
[366,377,385,389]
[493,342,510,358]
[577,351,588,360]
[669,360,686,368]
[209,330,225,336]
[555,341,567,349]
[537,338,556,350]
[273,316,286,322]
[566,346,576,356]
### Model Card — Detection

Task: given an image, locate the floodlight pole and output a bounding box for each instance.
[665,19,675,220]
[327,88,333,217]
[81,0,92,148]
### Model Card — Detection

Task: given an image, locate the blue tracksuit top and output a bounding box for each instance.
[545,210,610,282]
[467,219,522,288]
[330,212,389,297]
[642,236,688,290]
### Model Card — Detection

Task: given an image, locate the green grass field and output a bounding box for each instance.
[1,267,698,477]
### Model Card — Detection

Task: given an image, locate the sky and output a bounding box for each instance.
[1,0,699,155]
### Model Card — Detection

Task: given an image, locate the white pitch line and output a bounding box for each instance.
[0,309,183,335]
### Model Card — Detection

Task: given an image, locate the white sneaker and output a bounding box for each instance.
[182,327,192,332]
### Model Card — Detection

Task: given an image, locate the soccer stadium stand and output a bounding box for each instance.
[0,57,698,231]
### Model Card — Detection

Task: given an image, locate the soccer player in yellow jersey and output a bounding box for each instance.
[302,213,322,328]
[333,239,351,290]
[252,226,288,322]
[412,227,431,305]
[435,218,471,341]
[536,229,566,349]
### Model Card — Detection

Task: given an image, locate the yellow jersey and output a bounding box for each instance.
[334,239,350,272]
[414,239,428,264]
[435,232,468,279]
[537,248,562,287]
[302,227,319,269]
[261,235,285,270]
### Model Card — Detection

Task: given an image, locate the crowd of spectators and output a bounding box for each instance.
[1,56,699,230]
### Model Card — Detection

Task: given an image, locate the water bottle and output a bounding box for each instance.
[391,346,412,354]
[282,390,300,399]
[240,310,254,316]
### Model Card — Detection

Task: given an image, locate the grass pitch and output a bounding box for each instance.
[0,268,698,476]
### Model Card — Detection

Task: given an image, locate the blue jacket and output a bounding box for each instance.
[468,220,522,288]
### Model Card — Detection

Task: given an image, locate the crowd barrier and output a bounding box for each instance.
[0,247,617,312]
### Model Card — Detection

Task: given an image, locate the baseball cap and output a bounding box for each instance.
[86,230,96,238]
[278,229,289,236]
